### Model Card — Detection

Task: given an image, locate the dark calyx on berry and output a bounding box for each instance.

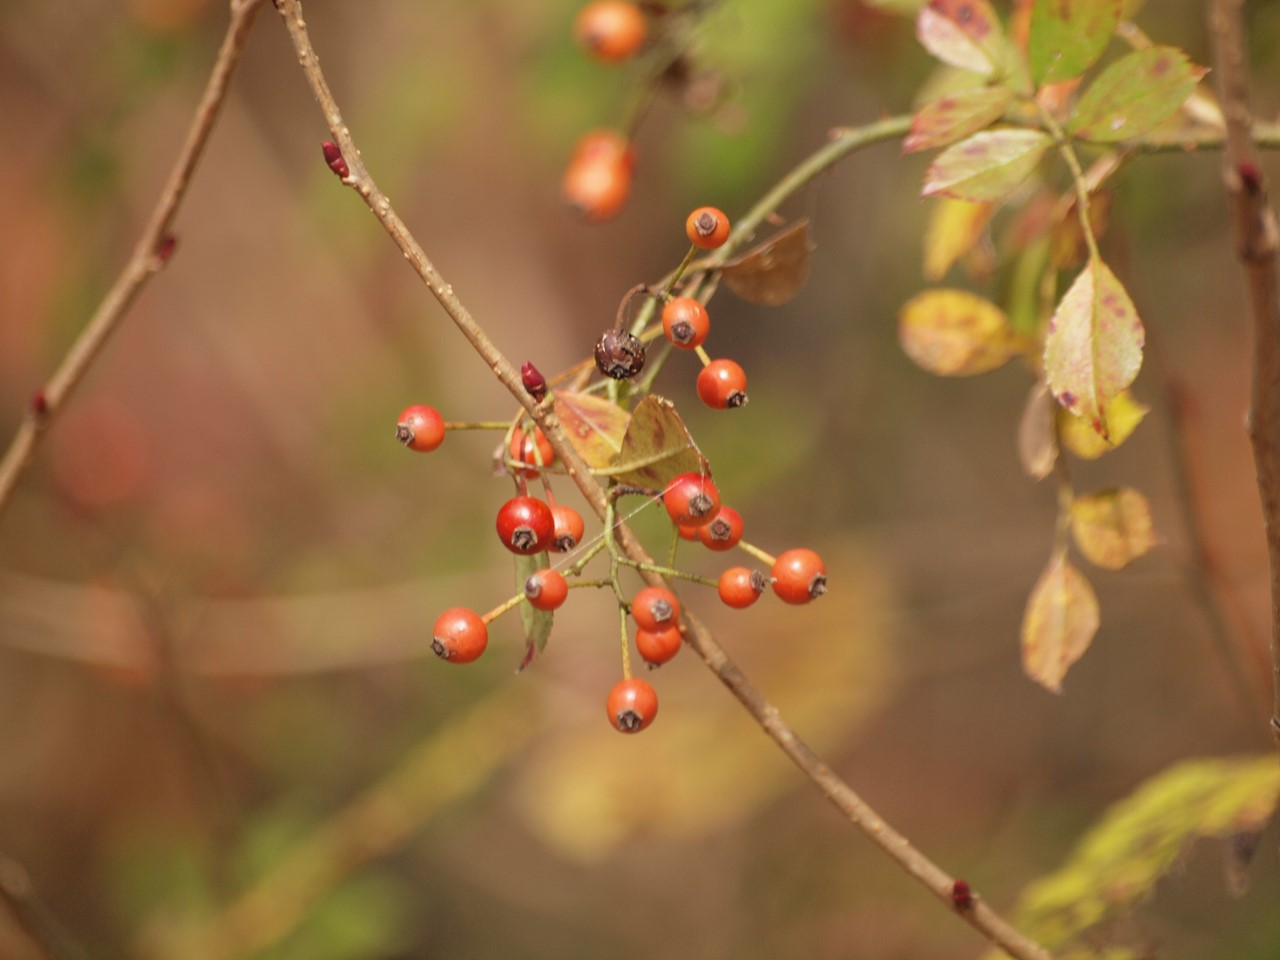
[594,329,646,379]
[615,709,645,731]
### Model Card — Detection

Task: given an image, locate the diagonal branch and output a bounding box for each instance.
[1207,0,1280,749]
[0,0,268,523]
[273,1,1053,957]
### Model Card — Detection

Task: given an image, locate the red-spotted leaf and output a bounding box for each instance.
[1028,0,1121,86]
[916,0,1005,76]
[923,129,1051,202]
[603,395,708,488]
[899,289,1020,375]
[552,391,631,469]
[1071,487,1157,570]
[1068,47,1207,142]
[904,86,1016,153]
[1044,261,1144,440]
[1022,551,1100,693]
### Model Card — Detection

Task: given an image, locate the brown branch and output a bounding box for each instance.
[0,0,268,522]
[1208,0,1280,749]
[272,2,1053,957]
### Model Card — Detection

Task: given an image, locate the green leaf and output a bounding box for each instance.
[1002,756,1280,953]
[904,86,1015,153]
[1028,0,1121,86]
[915,0,1006,77]
[1071,487,1157,570]
[552,390,630,469]
[1068,46,1207,142]
[1044,260,1144,440]
[898,289,1020,375]
[1021,550,1099,693]
[602,396,709,488]
[922,129,1051,202]
[515,552,553,670]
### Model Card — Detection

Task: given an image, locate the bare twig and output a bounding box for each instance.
[272,2,1053,957]
[1208,0,1280,748]
[0,0,267,522]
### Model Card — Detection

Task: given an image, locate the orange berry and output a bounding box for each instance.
[574,1,647,63]
[685,206,730,249]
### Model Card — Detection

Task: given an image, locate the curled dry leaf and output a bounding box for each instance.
[1017,380,1057,481]
[898,288,1021,375]
[1070,487,1157,570]
[515,551,554,670]
[720,220,813,306]
[1021,550,1100,693]
[552,390,631,469]
[602,395,709,488]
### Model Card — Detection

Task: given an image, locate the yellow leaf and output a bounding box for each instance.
[1071,488,1157,570]
[898,289,1020,376]
[1059,390,1148,459]
[923,198,994,280]
[1021,551,1099,693]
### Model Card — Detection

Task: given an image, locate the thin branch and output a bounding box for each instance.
[0,0,268,522]
[1208,0,1280,749]
[273,2,1053,957]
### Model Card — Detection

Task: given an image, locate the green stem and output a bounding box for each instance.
[1037,104,1101,264]
[737,540,777,567]
[618,558,717,587]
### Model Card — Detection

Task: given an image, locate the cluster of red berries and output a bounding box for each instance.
[594,206,749,410]
[394,200,821,735]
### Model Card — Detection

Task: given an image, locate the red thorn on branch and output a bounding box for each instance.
[30,390,48,420]
[521,361,548,402]
[1239,161,1263,195]
[154,233,178,264]
[951,879,974,911]
[322,140,350,179]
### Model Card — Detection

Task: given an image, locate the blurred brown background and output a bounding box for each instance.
[2,0,1280,957]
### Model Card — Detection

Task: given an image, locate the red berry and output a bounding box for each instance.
[570,129,635,172]
[550,504,586,552]
[396,404,446,452]
[661,297,711,349]
[606,677,658,732]
[696,359,748,409]
[524,569,570,611]
[432,608,488,663]
[574,0,647,63]
[509,427,556,477]
[496,496,555,555]
[697,506,743,551]
[718,567,767,609]
[563,153,633,221]
[676,523,699,541]
[636,624,682,666]
[685,206,730,249]
[771,548,827,604]
[631,586,680,630]
[663,471,721,528]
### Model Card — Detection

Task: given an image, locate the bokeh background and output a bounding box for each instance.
[2,0,1280,957]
